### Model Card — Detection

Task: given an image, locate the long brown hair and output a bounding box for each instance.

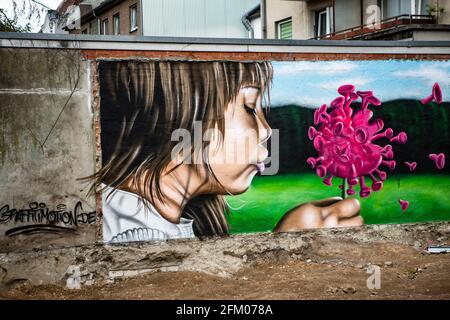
[93,60,273,237]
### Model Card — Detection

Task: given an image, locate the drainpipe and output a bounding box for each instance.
[261,0,267,38]
[333,0,336,33]
[139,0,144,35]
[241,9,254,38]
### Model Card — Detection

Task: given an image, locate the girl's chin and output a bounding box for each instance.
[224,170,258,195]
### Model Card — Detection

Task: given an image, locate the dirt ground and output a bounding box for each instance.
[1,242,449,300]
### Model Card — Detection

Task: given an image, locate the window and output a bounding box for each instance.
[315,7,332,37]
[113,13,120,35]
[89,18,99,35]
[130,4,138,32]
[381,0,429,19]
[277,18,292,40]
[101,19,109,35]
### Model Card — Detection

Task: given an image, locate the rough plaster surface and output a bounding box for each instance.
[0,222,448,289]
[0,48,97,250]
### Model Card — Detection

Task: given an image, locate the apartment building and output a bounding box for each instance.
[66,0,259,38]
[264,0,450,40]
[44,0,450,40]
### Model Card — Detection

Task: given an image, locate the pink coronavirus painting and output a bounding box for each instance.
[307,84,408,198]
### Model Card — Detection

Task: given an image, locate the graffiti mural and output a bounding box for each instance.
[97,60,450,243]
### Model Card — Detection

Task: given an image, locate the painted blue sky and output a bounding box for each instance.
[271,60,450,108]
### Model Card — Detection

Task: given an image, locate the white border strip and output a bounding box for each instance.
[1,38,450,55]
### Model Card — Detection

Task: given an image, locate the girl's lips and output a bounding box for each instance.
[255,162,265,173]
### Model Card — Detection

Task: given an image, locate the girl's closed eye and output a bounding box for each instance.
[244,104,257,116]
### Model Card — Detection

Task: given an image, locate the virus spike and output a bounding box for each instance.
[354,128,369,144]
[357,90,373,110]
[314,109,321,125]
[346,184,355,195]
[382,160,396,171]
[338,84,355,98]
[318,104,327,114]
[330,96,345,108]
[370,173,383,191]
[369,118,384,134]
[333,122,344,135]
[323,175,333,186]
[330,97,346,118]
[367,95,381,107]
[381,145,393,159]
[342,126,354,137]
[404,161,417,171]
[381,144,394,159]
[349,164,357,179]
[323,127,333,137]
[390,131,407,144]
[308,126,318,140]
[421,83,442,105]
[359,176,372,198]
[356,90,372,98]
[316,165,327,178]
[319,112,331,124]
[313,135,326,150]
[333,145,342,155]
[375,169,387,181]
[371,128,394,141]
[344,92,358,111]
[306,156,324,169]
[340,154,350,163]
[429,153,445,169]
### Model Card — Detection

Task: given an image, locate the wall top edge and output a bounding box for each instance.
[1,32,450,50]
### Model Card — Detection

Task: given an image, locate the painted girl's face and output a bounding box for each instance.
[207,86,272,195]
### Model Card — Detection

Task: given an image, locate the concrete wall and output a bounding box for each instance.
[0,48,97,252]
[0,34,449,255]
[413,28,450,39]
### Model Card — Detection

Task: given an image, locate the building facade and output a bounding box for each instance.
[48,0,450,40]
[264,0,450,40]
[68,0,259,38]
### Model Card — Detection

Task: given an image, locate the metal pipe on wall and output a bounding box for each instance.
[261,0,267,39]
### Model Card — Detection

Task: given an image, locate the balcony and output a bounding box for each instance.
[312,14,436,40]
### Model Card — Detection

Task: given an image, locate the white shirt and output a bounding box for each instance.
[101,184,195,243]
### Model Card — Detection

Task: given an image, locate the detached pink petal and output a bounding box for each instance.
[404,161,417,171]
[398,199,409,211]
[429,153,446,170]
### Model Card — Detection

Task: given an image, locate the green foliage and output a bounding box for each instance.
[426,4,445,16]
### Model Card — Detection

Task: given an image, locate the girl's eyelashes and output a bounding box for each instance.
[244,104,257,116]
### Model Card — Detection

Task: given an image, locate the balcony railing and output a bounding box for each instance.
[311,14,436,40]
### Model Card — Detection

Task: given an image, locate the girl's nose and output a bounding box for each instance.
[259,115,272,144]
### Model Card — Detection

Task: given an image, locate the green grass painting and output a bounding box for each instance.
[226,173,450,234]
